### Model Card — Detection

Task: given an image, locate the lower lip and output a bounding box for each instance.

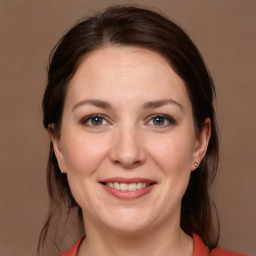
[101,184,155,199]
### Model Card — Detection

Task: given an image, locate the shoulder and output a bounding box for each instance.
[59,236,84,256]
[193,233,249,256]
[210,248,249,256]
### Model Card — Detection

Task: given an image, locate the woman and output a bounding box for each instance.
[38,6,248,256]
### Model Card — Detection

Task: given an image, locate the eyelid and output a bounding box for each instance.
[146,114,177,127]
[80,113,176,127]
[81,114,111,126]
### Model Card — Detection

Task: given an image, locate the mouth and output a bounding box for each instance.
[102,182,152,191]
[99,178,156,199]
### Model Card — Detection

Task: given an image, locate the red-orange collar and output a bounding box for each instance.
[60,233,208,256]
[193,233,209,256]
[59,233,248,256]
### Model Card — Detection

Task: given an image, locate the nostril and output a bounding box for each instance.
[109,138,146,168]
[117,160,143,169]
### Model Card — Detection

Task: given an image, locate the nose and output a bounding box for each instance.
[109,124,146,169]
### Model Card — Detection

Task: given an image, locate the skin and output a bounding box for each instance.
[51,46,211,256]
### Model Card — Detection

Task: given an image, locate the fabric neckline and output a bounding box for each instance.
[60,233,209,256]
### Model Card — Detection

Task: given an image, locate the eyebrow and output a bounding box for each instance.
[142,99,184,111]
[72,99,113,112]
[72,98,183,112]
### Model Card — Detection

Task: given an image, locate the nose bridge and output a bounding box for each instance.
[110,121,145,168]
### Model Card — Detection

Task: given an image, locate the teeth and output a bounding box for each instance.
[113,182,120,190]
[128,183,137,191]
[106,182,150,191]
[137,183,142,189]
[120,183,128,191]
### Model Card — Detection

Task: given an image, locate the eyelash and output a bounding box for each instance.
[80,113,176,128]
[147,114,176,127]
[81,114,108,126]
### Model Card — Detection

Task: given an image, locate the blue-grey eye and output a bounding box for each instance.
[90,116,103,125]
[153,116,165,125]
[82,114,108,126]
[148,114,176,127]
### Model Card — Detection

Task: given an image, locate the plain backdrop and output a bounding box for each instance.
[0,0,255,255]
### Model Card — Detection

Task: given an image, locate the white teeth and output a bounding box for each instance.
[120,183,128,191]
[137,183,142,189]
[128,183,137,191]
[114,182,120,190]
[106,182,151,191]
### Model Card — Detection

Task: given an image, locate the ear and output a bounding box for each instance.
[48,124,66,174]
[191,118,211,171]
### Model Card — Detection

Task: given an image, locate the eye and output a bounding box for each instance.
[81,114,108,126]
[147,114,176,127]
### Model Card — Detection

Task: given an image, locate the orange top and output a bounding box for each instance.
[59,233,248,256]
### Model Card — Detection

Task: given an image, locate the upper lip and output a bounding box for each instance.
[99,177,157,184]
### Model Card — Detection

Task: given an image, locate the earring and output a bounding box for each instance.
[194,162,199,168]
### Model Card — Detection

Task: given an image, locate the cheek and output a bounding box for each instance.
[147,131,196,173]
[60,131,110,211]
[147,133,195,214]
[61,131,109,175]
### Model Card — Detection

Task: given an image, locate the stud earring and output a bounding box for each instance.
[194,162,199,167]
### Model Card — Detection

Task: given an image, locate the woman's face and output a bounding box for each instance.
[52,46,210,234]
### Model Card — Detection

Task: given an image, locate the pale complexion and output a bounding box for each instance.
[51,46,211,256]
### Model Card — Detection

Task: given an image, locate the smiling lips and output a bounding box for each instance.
[99,177,156,199]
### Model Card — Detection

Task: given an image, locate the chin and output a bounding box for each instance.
[101,208,154,234]
[108,221,150,235]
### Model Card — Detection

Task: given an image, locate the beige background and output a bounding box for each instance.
[0,0,255,255]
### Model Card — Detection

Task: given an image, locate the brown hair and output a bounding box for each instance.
[39,5,219,252]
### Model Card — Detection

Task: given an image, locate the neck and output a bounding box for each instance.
[78,215,193,256]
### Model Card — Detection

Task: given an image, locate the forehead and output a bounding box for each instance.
[66,46,191,109]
